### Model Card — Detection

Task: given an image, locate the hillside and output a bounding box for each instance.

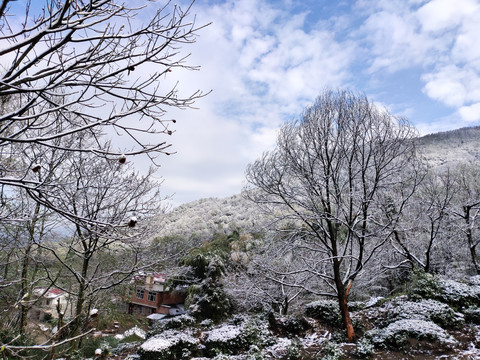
[119,129,480,360]
[417,125,480,168]
[153,193,268,241]
[153,126,480,241]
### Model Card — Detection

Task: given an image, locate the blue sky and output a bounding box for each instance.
[4,0,480,206]
[156,0,480,206]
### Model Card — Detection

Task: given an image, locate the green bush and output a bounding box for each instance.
[304,300,342,328]
[119,333,144,344]
[187,283,231,322]
[356,337,375,359]
[464,307,480,324]
[408,268,443,300]
[285,337,303,360]
[76,335,119,359]
[320,341,344,360]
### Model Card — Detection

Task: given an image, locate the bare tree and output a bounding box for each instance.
[0,1,208,355]
[0,139,63,339]
[387,169,455,273]
[0,0,208,226]
[450,164,480,274]
[39,143,164,347]
[245,89,419,341]
[0,137,165,356]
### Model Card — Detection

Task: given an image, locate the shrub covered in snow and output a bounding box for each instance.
[348,301,367,312]
[263,337,293,359]
[463,307,480,324]
[438,278,480,308]
[304,300,342,328]
[319,341,344,360]
[148,314,196,337]
[138,329,198,360]
[203,315,274,357]
[367,319,458,349]
[467,275,480,286]
[285,337,303,360]
[409,270,480,309]
[385,299,464,328]
[356,337,375,358]
[204,323,249,356]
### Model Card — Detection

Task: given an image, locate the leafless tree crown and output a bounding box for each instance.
[0,0,208,187]
[245,89,420,341]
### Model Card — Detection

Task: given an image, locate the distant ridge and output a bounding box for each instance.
[418,125,480,144]
[417,125,480,168]
[153,126,480,240]
[153,193,266,241]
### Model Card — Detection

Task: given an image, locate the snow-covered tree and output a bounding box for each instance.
[245,89,420,341]
[0,0,207,229]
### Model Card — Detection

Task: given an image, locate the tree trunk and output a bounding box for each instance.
[333,258,355,342]
[19,202,43,337]
[464,206,480,274]
[69,255,89,351]
[19,244,31,338]
[281,296,289,315]
[469,244,480,275]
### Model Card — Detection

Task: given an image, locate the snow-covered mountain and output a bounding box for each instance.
[418,126,480,168]
[154,126,480,240]
[153,193,267,240]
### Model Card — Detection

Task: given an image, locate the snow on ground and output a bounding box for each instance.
[205,323,244,342]
[140,329,197,352]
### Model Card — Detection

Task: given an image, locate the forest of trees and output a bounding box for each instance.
[1,0,480,359]
[0,0,206,357]
[243,89,480,342]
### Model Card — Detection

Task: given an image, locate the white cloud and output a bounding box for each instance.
[421,66,469,107]
[422,65,480,107]
[153,0,356,204]
[357,0,480,133]
[358,2,450,73]
[416,0,479,32]
[458,103,480,122]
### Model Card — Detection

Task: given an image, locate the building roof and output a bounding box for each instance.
[134,272,167,283]
[151,272,167,283]
[34,287,66,298]
[146,313,167,321]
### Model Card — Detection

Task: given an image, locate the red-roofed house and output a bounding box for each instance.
[29,287,75,321]
[128,272,186,316]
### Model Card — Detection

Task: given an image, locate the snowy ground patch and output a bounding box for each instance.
[115,326,146,340]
